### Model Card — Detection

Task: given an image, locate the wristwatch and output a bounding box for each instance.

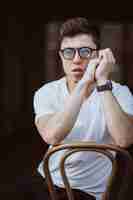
[97,80,113,92]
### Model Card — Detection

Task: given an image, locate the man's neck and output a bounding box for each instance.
[66,77,78,94]
[66,76,96,99]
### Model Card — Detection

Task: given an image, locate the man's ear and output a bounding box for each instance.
[59,51,62,59]
[91,50,99,60]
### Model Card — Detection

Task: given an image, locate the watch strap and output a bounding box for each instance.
[97,80,113,92]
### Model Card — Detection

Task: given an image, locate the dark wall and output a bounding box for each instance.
[0,14,45,196]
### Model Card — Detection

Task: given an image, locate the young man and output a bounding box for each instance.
[33,17,133,200]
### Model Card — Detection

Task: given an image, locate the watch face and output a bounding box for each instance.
[97,80,112,92]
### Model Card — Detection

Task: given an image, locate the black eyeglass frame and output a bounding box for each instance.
[60,46,98,60]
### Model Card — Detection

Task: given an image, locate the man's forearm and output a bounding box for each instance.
[99,90,133,147]
[38,81,91,145]
[37,59,98,145]
[44,94,83,144]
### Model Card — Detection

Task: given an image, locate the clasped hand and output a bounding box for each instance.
[81,48,116,84]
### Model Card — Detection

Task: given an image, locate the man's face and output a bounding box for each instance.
[59,34,97,83]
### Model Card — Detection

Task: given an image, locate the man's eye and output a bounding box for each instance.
[64,49,73,54]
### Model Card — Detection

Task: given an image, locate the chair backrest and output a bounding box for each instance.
[43,141,133,200]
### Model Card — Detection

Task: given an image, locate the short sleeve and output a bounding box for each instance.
[113,83,133,115]
[33,84,58,122]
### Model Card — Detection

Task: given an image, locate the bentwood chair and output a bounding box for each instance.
[43,141,133,200]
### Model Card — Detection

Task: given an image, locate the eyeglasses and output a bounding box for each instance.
[60,47,97,60]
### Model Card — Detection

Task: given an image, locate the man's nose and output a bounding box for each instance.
[72,50,81,63]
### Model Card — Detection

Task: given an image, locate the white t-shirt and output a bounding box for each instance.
[33,77,133,200]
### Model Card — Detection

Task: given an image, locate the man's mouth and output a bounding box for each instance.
[72,68,84,73]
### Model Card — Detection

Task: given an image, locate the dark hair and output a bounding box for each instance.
[59,17,101,49]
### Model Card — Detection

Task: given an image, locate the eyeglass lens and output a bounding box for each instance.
[61,47,95,60]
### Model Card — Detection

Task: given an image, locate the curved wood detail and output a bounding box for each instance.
[43,141,133,200]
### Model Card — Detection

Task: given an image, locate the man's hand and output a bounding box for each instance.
[75,58,99,100]
[80,58,99,85]
[75,48,116,99]
[95,48,116,83]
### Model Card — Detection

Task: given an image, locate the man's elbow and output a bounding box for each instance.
[115,137,132,148]
[38,127,61,145]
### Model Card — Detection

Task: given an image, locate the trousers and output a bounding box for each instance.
[15,172,96,200]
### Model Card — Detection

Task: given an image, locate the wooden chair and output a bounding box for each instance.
[43,141,133,200]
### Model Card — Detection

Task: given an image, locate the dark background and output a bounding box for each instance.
[1,3,133,199]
